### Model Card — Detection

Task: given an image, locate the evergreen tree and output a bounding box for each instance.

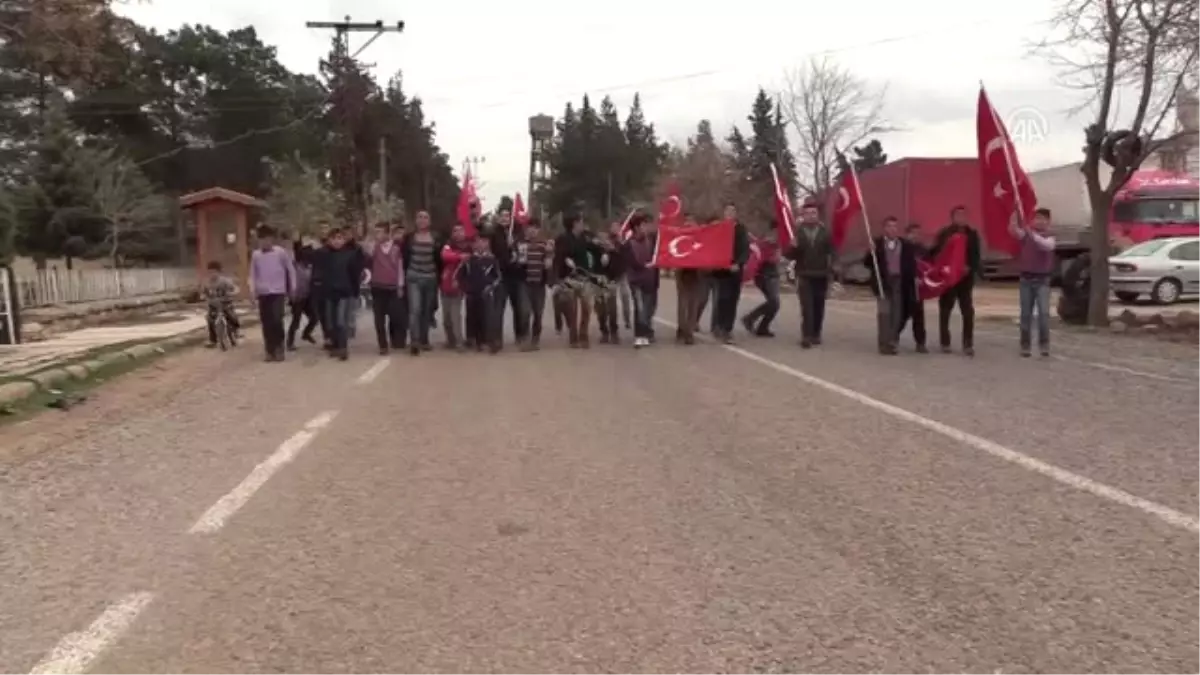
[16,104,105,268]
[544,92,667,220]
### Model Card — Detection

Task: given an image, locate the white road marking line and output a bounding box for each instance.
[30,592,155,674]
[811,303,1197,384]
[188,410,339,534]
[654,318,1199,534]
[1048,354,1194,384]
[356,357,391,384]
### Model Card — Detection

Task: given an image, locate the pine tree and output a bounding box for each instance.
[16,103,105,267]
[622,93,666,204]
[735,88,799,232]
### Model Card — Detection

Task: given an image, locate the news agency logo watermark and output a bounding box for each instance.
[1006,106,1050,143]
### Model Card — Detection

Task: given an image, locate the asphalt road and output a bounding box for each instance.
[1,282,1196,673]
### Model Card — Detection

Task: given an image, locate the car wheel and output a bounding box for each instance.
[1151,278,1182,305]
[1115,291,1140,304]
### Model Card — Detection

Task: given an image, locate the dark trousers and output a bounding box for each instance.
[523,282,546,340]
[326,296,355,353]
[310,287,332,343]
[744,273,780,333]
[632,285,657,338]
[712,273,742,335]
[899,300,927,346]
[370,286,406,349]
[257,293,287,356]
[796,276,829,340]
[937,279,975,349]
[286,297,317,347]
[694,275,717,332]
[495,276,529,343]
[465,292,498,347]
[675,273,704,341]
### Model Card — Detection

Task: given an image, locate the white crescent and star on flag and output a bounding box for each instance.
[667,235,702,258]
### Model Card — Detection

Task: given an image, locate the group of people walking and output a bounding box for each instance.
[209,198,1055,363]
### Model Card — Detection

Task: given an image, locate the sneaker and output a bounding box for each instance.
[410,345,420,356]
[1040,348,1051,358]
[741,316,756,334]
[940,345,953,354]
[1020,347,1032,358]
[800,339,812,349]
[963,347,975,357]
[915,344,928,354]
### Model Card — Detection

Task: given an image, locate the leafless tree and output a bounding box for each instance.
[1038,0,1198,325]
[83,145,169,264]
[778,57,890,207]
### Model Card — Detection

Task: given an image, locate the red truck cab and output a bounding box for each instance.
[1109,170,1199,248]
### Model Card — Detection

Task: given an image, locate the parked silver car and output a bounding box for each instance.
[1109,236,1200,305]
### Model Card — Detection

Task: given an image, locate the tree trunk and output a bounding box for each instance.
[1086,194,1112,326]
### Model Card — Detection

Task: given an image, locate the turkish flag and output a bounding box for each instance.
[769,163,795,244]
[658,181,683,228]
[456,168,479,239]
[653,219,734,269]
[830,162,863,250]
[977,86,1037,256]
[513,192,529,225]
[617,208,637,242]
[918,232,968,300]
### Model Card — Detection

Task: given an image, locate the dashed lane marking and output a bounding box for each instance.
[29,592,155,674]
[188,410,339,534]
[355,357,391,385]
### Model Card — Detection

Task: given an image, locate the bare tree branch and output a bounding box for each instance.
[777,56,890,206]
[1037,0,1199,326]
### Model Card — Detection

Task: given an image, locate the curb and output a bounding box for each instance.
[0,315,261,409]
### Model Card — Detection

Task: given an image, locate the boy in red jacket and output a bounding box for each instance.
[439,224,470,350]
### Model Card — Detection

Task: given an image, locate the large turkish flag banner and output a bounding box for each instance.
[652,220,735,270]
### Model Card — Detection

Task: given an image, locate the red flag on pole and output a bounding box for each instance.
[977,85,1038,256]
[769,162,795,244]
[513,192,529,225]
[652,219,735,269]
[616,208,638,242]
[657,181,683,228]
[456,168,478,239]
[830,163,863,250]
[918,232,968,300]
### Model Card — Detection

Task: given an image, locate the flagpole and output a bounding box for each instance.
[844,151,886,299]
[980,81,1029,226]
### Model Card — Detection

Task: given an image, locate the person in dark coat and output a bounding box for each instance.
[318,227,366,361]
[899,222,928,352]
[930,205,983,356]
[709,202,751,344]
[864,216,921,355]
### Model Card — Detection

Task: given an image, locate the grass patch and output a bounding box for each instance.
[0,337,166,387]
[0,334,203,425]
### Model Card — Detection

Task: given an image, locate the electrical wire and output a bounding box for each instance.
[6,15,1057,164]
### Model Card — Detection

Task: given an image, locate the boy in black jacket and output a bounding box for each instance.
[318,227,366,360]
[594,230,624,344]
[462,237,502,353]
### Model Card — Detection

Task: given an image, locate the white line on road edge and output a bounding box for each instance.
[188,410,339,534]
[30,592,154,674]
[654,318,1199,534]
[824,304,1195,384]
[356,357,391,385]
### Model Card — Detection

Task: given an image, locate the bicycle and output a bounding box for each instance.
[213,310,238,351]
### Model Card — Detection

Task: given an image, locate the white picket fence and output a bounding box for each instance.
[16,267,194,308]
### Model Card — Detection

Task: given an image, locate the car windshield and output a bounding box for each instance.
[1115,239,1173,257]
[1113,197,1199,224]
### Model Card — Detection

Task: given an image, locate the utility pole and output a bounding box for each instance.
[305,16,404,231]
[378,135,388,222]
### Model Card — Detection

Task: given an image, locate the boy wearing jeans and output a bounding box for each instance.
[1010,207,1056,357]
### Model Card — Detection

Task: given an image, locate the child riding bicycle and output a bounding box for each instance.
[202,261,241,347]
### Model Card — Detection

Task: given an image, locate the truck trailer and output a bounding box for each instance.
[832,157,1199,281]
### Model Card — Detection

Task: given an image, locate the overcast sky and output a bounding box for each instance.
[118,0,1103,208]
